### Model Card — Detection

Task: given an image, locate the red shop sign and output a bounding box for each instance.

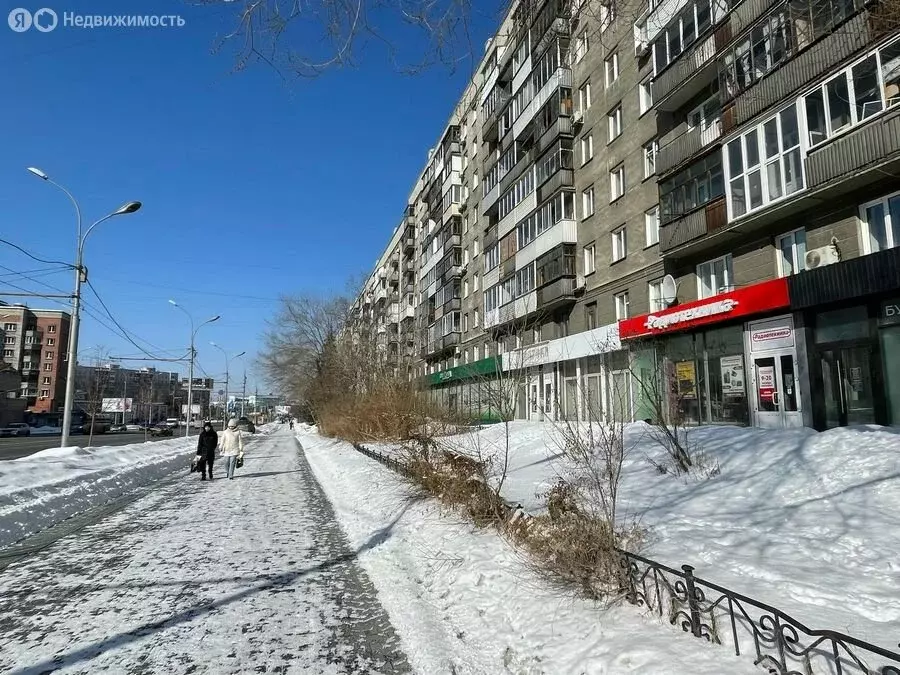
[619,277,790,340]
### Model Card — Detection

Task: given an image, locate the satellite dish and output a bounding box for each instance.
[661,274,677,307]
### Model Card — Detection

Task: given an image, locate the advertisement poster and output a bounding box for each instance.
[101,398,133,413]
[720,356,745,396]
[675,361,697,399]
[757,365,776,402]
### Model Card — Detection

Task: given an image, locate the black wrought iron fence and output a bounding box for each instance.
[352,442,900,675]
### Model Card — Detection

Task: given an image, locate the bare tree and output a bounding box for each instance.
[82,347,113,447]
[198,0,492,79]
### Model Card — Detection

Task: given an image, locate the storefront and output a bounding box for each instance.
[787,247,900,429]
[502,323,630,422]
[424,357,505,422]
[618,278,800,428]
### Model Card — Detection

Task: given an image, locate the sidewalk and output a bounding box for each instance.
[0,430,410,674]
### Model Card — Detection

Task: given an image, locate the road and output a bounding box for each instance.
[0,428,200,461]
[0,429,410,674]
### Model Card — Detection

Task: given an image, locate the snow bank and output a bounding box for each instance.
[0,437,196,548]
[383,421,900,649]
[299,428,757,674]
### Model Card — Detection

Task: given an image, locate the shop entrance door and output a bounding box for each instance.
[819,345,877,428]
[752,352,802,428]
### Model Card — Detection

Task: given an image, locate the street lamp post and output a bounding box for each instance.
[210,342,245,431]
[28,167,142,449]
[169,300,219,438]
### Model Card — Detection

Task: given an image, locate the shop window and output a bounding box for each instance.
[725,103,804,220]
[703,325,749,425]
[859,190,900,254]
[696,254,734,298]
[776,228,807,276]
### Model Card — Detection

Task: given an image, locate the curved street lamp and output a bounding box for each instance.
[28,167,141,448]
[169,300,219,437]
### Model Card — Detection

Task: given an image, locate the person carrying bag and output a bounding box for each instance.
[220,418,245,480]
[196,422,219,481]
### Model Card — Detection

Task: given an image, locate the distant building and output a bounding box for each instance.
[0,305,71,415]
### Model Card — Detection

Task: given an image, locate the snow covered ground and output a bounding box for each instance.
[0,430,410,674]
[299,427,758,674]
[0,436,198,548]
[370,421,900,650]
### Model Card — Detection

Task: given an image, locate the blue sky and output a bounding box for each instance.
[0,0,500,392]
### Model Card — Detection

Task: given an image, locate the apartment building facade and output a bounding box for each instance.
[621,0,900,430]
[74,363,180,421]
[353,0,900,430]
[0,305,70,414]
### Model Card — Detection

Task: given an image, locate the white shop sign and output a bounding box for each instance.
[748,315,795,353]
[503,323,621,371]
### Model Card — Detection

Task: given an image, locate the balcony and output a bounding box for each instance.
[388,270,400,285]
[535,116,573,156]
[403,305,416,320]
[515,219,577,269]
[653,32,720,112]
[537,277,577,311]
[375,286,388,303]
[806,107,900,190]
[442,234,461,255]
[657,120,722,176]
[499,190,538,239]
[537,168,574,203]
[500,256,516,280]
[422,332,461,359]
[659,197,727,253]
[442,297,461,313]
[513,67,572,140]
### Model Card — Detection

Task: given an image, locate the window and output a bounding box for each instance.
[643,139,658,178]
[652,0,713,75]
[776,229,807,276]
[660,154,724,223]
[645,205,660,246]
[517,191,575,248]
[605,52,619,87]
[4,337,14,344]
[582,186,595,218]
[805,39,900,147]
[474,309,480,327]
[45,351,54,360]
[43,363,52,372]
[474,272,480,291]
[484,243,500,272]
[639,77,654,114]
[42,377,51,385]
[464,279,470,297]
[581,134,593,164]
[464,313,469,333]
[585,302,597,330]
[697,254,734,298]
[3,350,12,358]
[463,248,470,265]
[614,292,630,320]
[687,96,721,132]
[47,325,56,333]
[649,279,665,312]
[474,238,480,256]
[859,190,900,254]
[578,80,592,113]
[4,323,16,331]
[725,103,803,219]
[607,104,623,141]
[600,0,617,31]
[47,337,55,346]
[40,389,50,398]
[584,243,596,275]
[611,227,627,262]
[536,245,576,286]
[610,165,625,201]
[574,30,589,63]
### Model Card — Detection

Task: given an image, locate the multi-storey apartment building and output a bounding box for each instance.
[622,0,900,430]
[352,0,899,430]
[0,304,70,414]
[74,363,180,421]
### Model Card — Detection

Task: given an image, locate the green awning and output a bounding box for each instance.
[425,356,501,386]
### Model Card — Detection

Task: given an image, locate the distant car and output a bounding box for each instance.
[165,418,180,428]
[0,423,31,437]
[125,424,143,432]
[150,424,173,437]
[109,424,127,433]
[235,417,256,433]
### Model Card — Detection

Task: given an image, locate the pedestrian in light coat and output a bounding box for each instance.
[221,418,244,480]
[196,422,219,481]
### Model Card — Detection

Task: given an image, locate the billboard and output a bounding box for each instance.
[275,405,291,415]
[101,398,133,413]
[181,404,202,415]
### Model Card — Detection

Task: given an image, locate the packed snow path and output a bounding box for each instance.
[0,430,411,674]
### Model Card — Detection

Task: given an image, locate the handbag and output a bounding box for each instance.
[190,454,202,472]
[235,455,244,469]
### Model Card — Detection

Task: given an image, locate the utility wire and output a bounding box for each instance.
[85,279,172,361]
[0,238,73,268]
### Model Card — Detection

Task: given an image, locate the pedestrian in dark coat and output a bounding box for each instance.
[196,422,219,481]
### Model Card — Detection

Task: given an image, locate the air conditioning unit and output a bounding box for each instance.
[573,109,584,125]
[805,242,841,269]
[575,274,586,291]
